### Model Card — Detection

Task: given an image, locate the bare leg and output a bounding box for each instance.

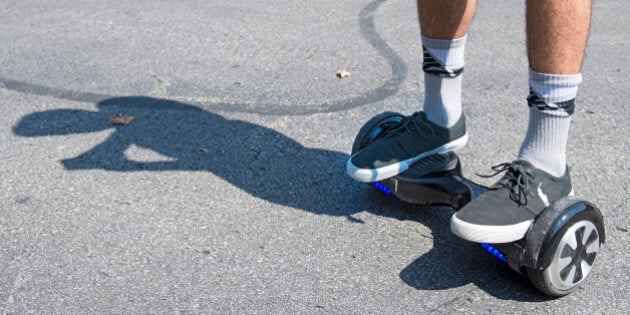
[527,0,591,74]
[418,0,476,39]
[450,0,593,244]
[520,0,592,177]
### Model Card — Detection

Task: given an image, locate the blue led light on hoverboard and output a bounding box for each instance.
[480,243,508,263]
[372,182,392,195]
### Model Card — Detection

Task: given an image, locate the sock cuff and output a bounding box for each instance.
[529,68,582,103]
[518,107,571,177]
[421,34,467,70]
[421,34,468,50]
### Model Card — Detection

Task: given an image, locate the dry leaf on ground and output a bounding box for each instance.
[109,114,135,126]
[336,70,351,79]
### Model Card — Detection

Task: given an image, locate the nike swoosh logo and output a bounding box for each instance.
[538,182,550,207]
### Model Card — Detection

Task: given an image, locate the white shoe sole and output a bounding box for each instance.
[450,190,574,244]
[450,213,532,244]
[347,133,468,183]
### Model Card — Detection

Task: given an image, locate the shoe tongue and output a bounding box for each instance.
[411,111,426,120]
[492,176,513,190]
[384,112,434,138]
[514,159,535,169]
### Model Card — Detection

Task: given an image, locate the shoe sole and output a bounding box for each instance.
[450,190,575,243]
[346,133,468,183]
[450,213,532,243]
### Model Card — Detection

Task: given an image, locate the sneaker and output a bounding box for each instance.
[347,112,467,183]
[450,160,573,243]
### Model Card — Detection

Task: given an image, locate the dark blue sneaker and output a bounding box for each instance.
[451,160,573,243]
[347,112,467,183]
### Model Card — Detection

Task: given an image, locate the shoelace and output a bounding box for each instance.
[384,112,435,139]
[478,162,535,205]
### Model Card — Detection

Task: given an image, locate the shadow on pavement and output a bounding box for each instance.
[13,96,552,302]
[14,96,353,216]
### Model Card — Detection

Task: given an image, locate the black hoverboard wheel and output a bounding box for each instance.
[485,197,605,297]
[351,111,404,155]
[523,197,605,296]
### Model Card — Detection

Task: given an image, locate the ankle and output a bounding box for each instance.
[518,155,566,178]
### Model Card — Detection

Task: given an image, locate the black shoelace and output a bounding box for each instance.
[478,162,535,205]
[384,112,435,139]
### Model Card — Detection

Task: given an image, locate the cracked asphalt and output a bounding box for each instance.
[1,0,629,313]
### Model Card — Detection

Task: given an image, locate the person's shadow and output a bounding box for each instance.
[14,96,357,216]
[13,95,551,301]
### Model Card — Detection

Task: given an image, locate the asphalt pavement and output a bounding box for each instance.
[1,0,629,313]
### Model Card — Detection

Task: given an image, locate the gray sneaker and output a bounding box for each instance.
[451,160,573,243]
[347,112,467,183]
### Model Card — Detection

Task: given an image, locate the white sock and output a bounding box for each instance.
[518,69,582,177]
[421,35,467,128]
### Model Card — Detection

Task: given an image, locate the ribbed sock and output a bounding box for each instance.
[421,35,466,128]
[518,69,582,177]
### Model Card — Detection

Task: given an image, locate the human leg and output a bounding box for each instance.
[451,0,592,243]
[417,0,476,39]
[346,1,475,183]
[519,0,591,177]
[526,0,591,75]
[419,0,475,127]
